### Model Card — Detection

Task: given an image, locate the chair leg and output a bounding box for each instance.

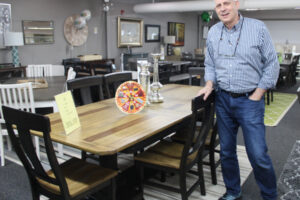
[7,135,12,151]
[198,159,206,196]
[209,149,217,185]
[31,187,40,200]
[111,178,116,200]
[160,171,166,182]
[179,171,188,200]
[138,163,144,197]
[81,151,87,160]
[0,134,5,166]
[271,90,273,102]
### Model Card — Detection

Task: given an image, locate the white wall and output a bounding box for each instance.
[263,20,300,52]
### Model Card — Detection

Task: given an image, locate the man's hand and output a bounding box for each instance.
[249,88,266,101]
[197,81,214,100]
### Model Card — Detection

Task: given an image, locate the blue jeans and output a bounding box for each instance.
[216,90,277,200]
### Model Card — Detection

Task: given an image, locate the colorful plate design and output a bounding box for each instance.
[115,81,146,114]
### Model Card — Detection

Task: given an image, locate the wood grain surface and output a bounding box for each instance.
[32,84,202,155]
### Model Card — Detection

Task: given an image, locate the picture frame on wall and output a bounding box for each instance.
[0,3,12,49]
[168,22,185,46]
[118,16,143,48]
[145,24,160,42]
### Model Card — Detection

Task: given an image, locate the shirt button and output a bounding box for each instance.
[229,64,232,67]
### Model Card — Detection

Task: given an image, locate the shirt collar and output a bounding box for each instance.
[223,13,244,32]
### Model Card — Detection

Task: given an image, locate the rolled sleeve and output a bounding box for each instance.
[204,37,217,85]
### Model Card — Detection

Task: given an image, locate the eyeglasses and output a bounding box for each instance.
[217,17,244,58]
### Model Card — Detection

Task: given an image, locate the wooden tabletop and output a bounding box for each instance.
[33,84,202,156]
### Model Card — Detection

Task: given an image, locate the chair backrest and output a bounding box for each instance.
[180,92,215,169]
[67,76,105,106]
[188,67,205,86]
[27,64,52,77]
[104,72,132,98]
[2,106,70,198]
[291,55,300,64]
[0,83,35,124]
[159,64,173,84]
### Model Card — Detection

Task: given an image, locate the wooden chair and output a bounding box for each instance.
[2,106,117,200]
[27,64,52,77]
[0,82,40,166]
[188,67,205,86]
[278,55,300,87]
[158,63,173,84]
[134,93,215,200]
[67,76,105,162]
[171,107,220,185]
[104,72,132,98]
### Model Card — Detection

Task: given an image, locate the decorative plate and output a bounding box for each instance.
[115,81,146,114]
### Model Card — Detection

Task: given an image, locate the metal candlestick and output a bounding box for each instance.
[138,62,151,105]
[149,53,164,103]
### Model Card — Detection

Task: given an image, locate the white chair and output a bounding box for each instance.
[51,65,65,76]
[0,82,40,166]
[63,67,76,92]
[27,64,52,77]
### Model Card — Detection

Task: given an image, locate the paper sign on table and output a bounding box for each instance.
[54,91,80,135]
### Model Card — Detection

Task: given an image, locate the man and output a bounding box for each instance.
[198,0,279,199]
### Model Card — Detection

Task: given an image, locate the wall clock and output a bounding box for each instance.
[63,14,88,46]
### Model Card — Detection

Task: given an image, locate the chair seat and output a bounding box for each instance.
[37,157,118,197]
[135,140,198,169]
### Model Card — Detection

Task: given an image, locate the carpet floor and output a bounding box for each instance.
[0,145,252,200]
[277,140,300,200]
[264,92,298,127]
[143,145,251,200]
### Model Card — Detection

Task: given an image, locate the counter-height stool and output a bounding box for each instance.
[2,106,117,200]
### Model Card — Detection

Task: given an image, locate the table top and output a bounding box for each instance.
[33,84,202,156]
[159,60,191,66]
[4,76,66,101]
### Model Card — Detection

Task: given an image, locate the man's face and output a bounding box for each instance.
[214,0,240,26]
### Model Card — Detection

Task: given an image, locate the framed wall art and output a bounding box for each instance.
[0,3,11,49]
[22,20,54,45]
[145,24,160,42]
[118,17,143,48]
[168,22,185,46]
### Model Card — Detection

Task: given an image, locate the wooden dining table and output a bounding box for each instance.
[32,84,202,169]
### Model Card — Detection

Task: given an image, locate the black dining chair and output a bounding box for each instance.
[67,76,105,162]
[2,106,117,200]
[134,92,215,199]
[67,75,105,106]
[158,63,173,84]
[171,105,220,185]
[188,67,205,86]
[104,72,132,98]
[278,55,300,87]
